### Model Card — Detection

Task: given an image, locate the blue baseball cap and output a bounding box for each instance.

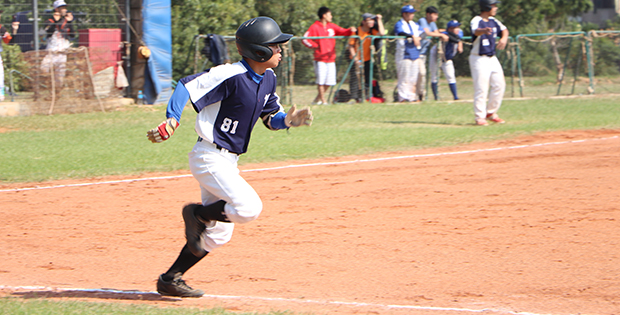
[447,20,461,28]
[401,5,416,13]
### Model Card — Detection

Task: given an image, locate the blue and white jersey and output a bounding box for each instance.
[470,16,506,56]
[441,31,463,61]
[166,60,285,154]
[394,18,422,60]
[417,17,438,55]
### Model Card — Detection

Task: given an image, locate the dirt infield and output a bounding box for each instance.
[1,129,619,315]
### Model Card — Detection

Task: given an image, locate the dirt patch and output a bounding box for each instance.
[1,129,619,315]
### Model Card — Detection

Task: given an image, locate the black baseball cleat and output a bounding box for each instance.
[157,273,204,297]
[182,203,208,257]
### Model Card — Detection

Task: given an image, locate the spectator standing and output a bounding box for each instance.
[469,0,508,126]
[417,6,448,101]
[41,0,75,92]
[10,15,19,38]
[431,20,463,100]
[303,7,356,105]
[9,13,24,52]
[393,5,421,103]
[45,0,75,41]
[348,12,384,101]
[0,10,13,101]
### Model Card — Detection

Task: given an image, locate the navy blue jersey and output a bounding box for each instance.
[441,31,462,61]
[470,16,506,56]
[170,60,285,154]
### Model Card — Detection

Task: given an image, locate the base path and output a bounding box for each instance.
[1,129,619,315]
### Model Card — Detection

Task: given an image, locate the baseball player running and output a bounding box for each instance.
[469,0,509,126]
[147,17,313,297]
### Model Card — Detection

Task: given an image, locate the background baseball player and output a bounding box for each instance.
[147,16,313,297]
[393,5,421,103]
[431,20,463,100]
[417,6,448,101]
[469,0,508,126]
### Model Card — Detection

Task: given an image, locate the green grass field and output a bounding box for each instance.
[0,94,619,183]
[284,75,620,106]
[0,297,290,315]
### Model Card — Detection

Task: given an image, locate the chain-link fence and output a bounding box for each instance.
[2,1,129,115]
[587,30,620,95]
[190,31,619,106]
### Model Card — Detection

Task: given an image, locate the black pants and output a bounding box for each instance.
[363,61,371,100]
[349,61,362,103]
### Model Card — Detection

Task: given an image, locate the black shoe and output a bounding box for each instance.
[182,203,207,257]
[157,273,204,297]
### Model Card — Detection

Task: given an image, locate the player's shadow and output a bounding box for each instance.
[12,289,180,301]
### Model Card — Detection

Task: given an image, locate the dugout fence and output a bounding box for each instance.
[191,30,618,106]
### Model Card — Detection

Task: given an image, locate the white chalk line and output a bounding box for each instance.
[1,135,617,193]
[0,285,548,315]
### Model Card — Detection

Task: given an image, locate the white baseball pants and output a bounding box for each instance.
[396,57,419,102]
[469,54,506,120]
[416,55,427,100]
[431,55,457,85]
[188,140,263,252]
[441,60,457,84]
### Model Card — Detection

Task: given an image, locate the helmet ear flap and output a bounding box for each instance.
[250,43,274,62]
[237,40,274,62]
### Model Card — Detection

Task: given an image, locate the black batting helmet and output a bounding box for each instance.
[235,17,293,62]
[479,0,500,12]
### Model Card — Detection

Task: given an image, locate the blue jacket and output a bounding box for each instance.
[394,19,421,60]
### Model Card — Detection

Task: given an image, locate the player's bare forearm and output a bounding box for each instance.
[413,36,421,47]
[497,29,509,50]
[474,27,492,36]
[376,15,385,36]
[426,29,446,39]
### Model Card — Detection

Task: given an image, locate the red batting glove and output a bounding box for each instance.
[147,117,179,143]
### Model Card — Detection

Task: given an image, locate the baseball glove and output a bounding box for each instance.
[147,117,179,143]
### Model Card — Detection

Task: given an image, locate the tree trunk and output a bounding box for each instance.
[550,37,564,84]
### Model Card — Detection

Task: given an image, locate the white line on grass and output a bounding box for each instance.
[0,135,617,193]
[0,285,549,315]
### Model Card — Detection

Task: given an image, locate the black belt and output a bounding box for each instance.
[479,54,494,57]
[197,137,239,155]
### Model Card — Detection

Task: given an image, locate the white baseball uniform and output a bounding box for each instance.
[469,16,506,120]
